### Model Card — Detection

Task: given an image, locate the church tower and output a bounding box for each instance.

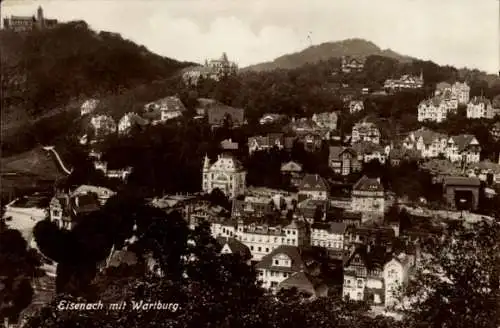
[202,154,211,194]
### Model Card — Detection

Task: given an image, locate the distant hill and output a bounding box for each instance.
[0,20,194,119]
[242,38,414,72]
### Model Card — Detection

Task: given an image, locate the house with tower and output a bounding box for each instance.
[202,153,247,199]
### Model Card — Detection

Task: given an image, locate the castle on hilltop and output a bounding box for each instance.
[3,6,58,32]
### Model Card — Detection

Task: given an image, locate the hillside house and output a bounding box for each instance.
[417,95,457,123]
[207,104,245,129]
[341,56,365,73]
[467,96,495,119]
[80,98,100,116]
[248,133,286,154]
[280,161,304,187]
[231,196,275,218]
[384,73,424,91]
[297,174,329,201]
[384,253,415,308]
[351,121,380,144]
[349,100,364,114]
[351,141,389,164]
[90,115,117,137]
[311,112,339,131]
[351,176,385,214]
[118,112,148,134]
[403,128,448,159]
[328,146,361,176]
[343,246,389,304]
[445,134,481,163]
[255,246,327,297]
[144,96,186,122]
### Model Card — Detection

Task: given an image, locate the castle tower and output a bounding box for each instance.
[36,6,44,28]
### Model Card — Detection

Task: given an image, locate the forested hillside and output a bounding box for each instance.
[0,20,193,118]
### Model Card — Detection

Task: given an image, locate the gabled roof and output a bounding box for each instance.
[279,271,325,293]
[148,96,186,113]
[469,96,491,107]
[353,175,384,192]
[216,237,251,258]
[450,134,478,152]
[329,146,357,160]
[256,245,304,271]
[345,245,392,272]
[409,127,447,145]
[120,112,148,126]
[298,174,328,192]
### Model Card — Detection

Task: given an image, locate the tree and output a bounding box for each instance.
[0,227,42,325]
[402,220,500,328]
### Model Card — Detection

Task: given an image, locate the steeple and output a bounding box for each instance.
[203,154,210,171]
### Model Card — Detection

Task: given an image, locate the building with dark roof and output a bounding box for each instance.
[255,245,324,291]
[467,96,495,119]
[445,134,481,164]
[442,176,481,211]
[351,176,385,215]
[216,236,251,261]
[207,104,245,129]
[280,160,304,188]
[329,146,361,176]
[342,245,391,304]
[297,174,329,201]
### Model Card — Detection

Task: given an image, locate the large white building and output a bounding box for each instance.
[435,81,470,105]
[467,96,495,119]
[310,222,347,250]
[351,176,385,214]
[417,97,449,123]
[202,154,246,199]
[384,73,424,91]
[403,128,448,159]
[234,219,309,261]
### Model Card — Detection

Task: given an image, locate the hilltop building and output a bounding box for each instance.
[3,6,58,32]
[182,52,238,85]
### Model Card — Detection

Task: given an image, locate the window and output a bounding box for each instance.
[265,248,269,253]
[357,292,362,300]
[250,246,254,250]
[258,247,262,252]
[271,282,278,288]
[259,271,263,276]
[357,280,363,288]
[270,271,275,277]
[274,260,279,265]
[283,272,288,278]
[292,231,296,235]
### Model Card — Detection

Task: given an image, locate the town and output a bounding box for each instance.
[1,3,499,328]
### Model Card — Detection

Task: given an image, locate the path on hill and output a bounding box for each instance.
[42,146,73,175]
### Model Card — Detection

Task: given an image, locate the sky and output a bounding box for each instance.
[2,0,500,73]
